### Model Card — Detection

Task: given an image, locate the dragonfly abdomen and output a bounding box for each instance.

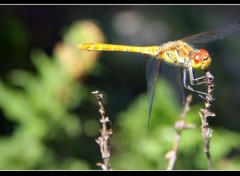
[78,43,160,57]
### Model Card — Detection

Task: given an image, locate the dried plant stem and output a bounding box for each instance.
[92,90,113,170]
[165,94,196,170]
[199,71,215,170]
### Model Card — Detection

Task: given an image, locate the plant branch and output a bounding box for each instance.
[92,90,113,170]
[165,94,196,170]
[199,71,215,170]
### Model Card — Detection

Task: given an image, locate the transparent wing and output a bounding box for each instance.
[160,61,185,106]
[182,21,240,44]
[146,57,161,127]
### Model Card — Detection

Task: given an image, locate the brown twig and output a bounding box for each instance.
[199,71,215,170]
[165,94,196,170]
[92,90,113,170]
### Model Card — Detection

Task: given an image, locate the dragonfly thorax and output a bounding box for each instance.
[158,40,195,69]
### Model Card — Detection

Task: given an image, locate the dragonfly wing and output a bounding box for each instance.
[160,62,185,106]
[146,57,161,127]
[182,21,240,44]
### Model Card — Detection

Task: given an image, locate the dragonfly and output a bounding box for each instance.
[78,21,240,126]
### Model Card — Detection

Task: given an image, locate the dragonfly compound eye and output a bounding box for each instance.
[193,48,210,64]
[199,49,209,58]
[191,48,211,70]
[193,53,204,64]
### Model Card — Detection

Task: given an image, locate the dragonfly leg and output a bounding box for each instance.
[188,67,206,85]
[192,76,206,85]
[183,68,207,100]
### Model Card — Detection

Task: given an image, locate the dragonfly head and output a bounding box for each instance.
[191,49,211,70]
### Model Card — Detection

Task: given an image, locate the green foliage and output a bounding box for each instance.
[0,50,89,170]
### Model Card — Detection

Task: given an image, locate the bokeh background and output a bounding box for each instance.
[0,5,240,170]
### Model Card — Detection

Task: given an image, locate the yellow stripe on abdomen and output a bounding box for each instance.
[77,43,160,57]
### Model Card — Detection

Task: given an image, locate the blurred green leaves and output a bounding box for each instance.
[0,20,105,170]
[0,50,84,169]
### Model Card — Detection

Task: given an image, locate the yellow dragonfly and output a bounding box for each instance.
[78,21,240,126]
